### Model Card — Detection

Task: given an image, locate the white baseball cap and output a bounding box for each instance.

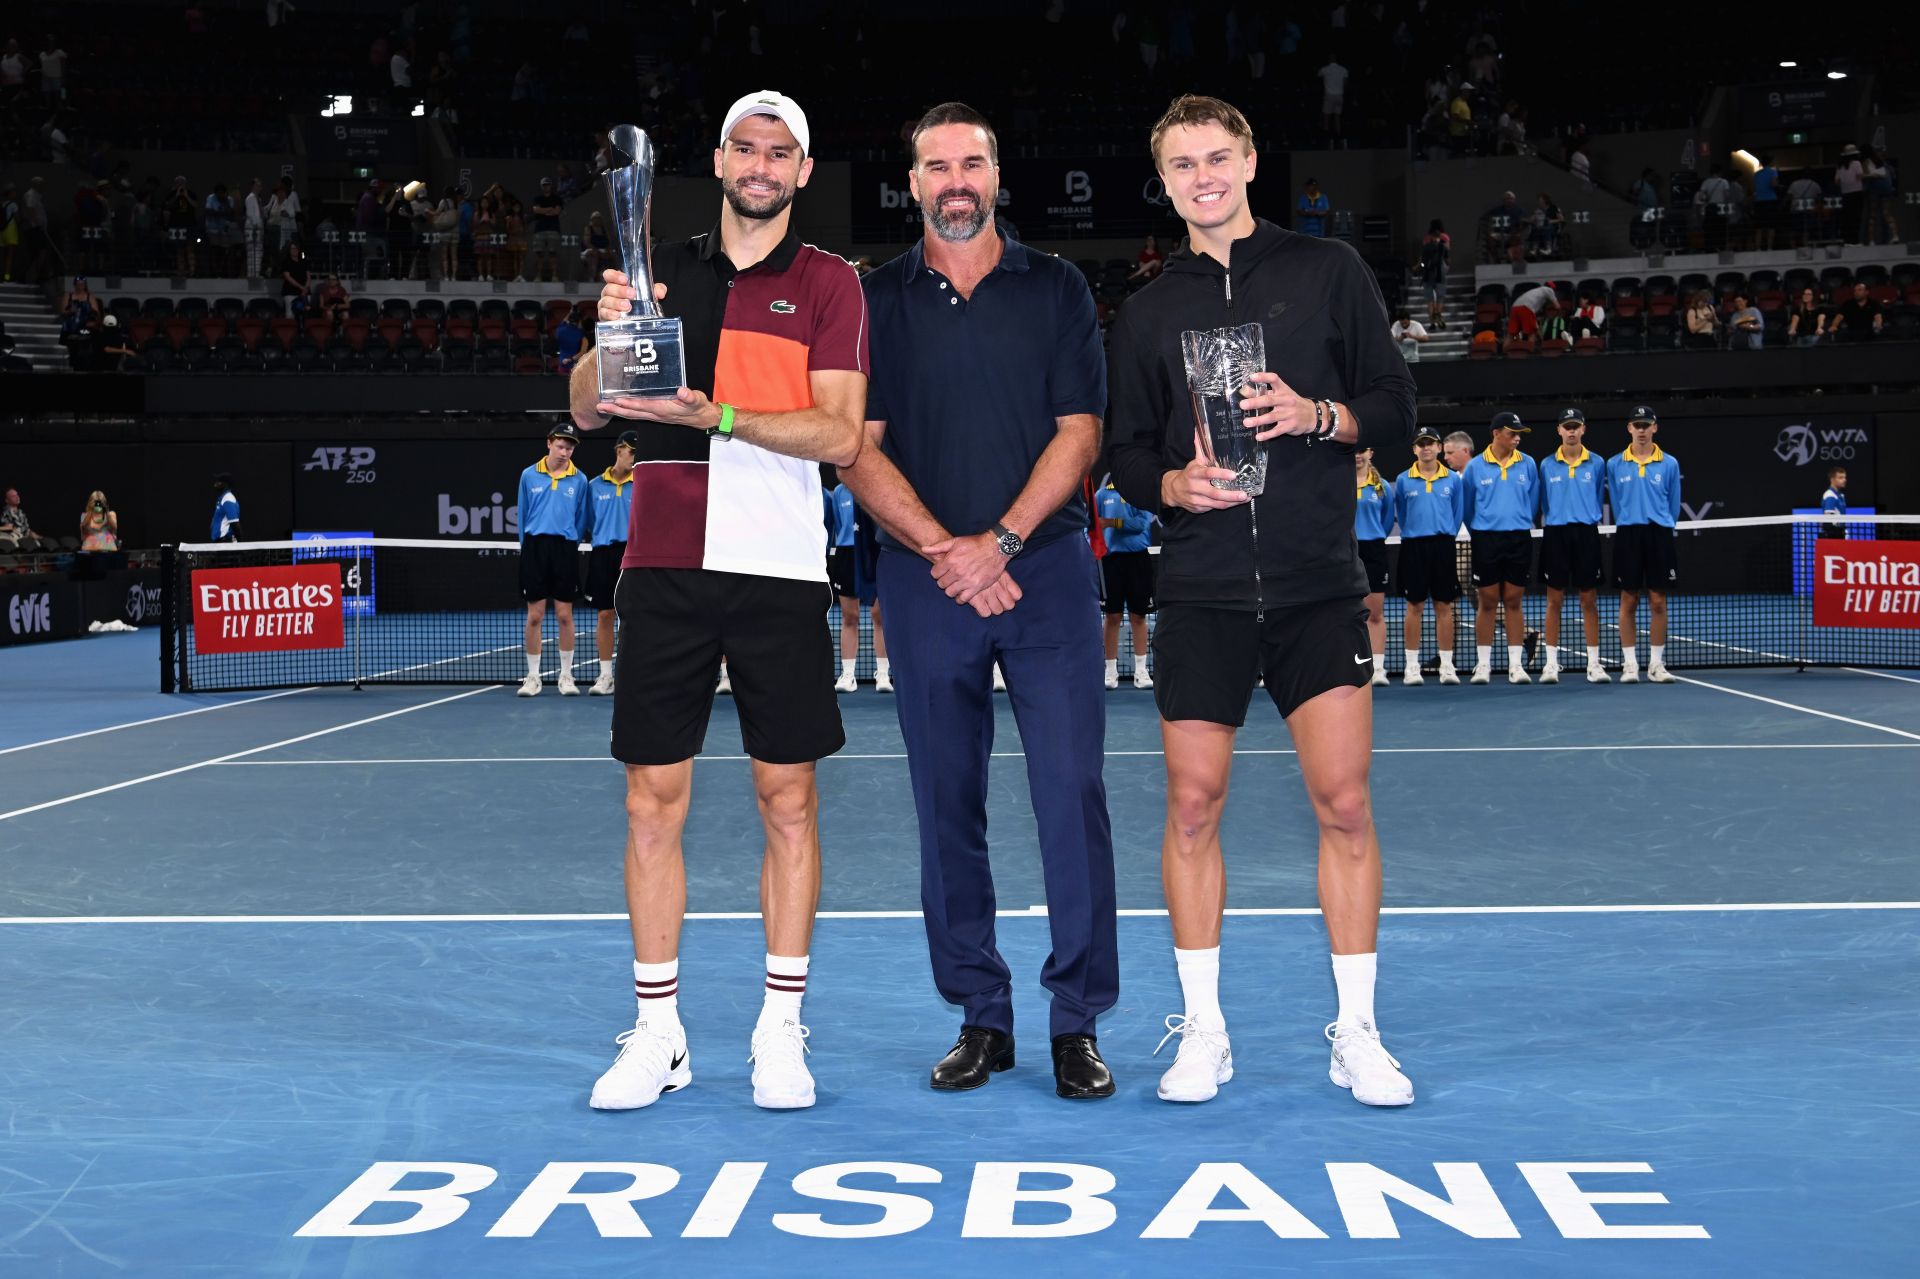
[719,90,811,156]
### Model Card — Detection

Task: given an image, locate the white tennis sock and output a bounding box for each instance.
[1371,654,1383,676]
[558,645,574,675]
[1543,645,1560,669]
[1104,658,1119,679]
[1438,648,1456,670]
[1174,945,1223,1029]
[1507,644,1523,669]
[875,657,890,678]
[525,649,541,678]
[1403,648,1420,670]
[841,657,856,679]
[634,959,680,1027]
[1650,644,1666,666]
[762,953,809,1024]
[1331,951,1377,1028]
[1586,645,1600,669]
[1475,644,1491,669]
[1623,646,1640,669]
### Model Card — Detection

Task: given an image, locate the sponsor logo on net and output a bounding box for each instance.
[1774,423,1866,466]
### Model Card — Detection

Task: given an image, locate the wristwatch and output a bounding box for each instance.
[990,522,1024,557]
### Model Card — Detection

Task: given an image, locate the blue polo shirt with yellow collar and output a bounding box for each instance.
[518,456,589,543]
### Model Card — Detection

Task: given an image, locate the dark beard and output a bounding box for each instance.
[723,178,795,221]
[923,189,991,243]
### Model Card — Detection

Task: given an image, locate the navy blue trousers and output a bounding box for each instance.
[878,535,1118,1038]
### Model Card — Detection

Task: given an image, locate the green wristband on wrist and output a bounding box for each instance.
[710,403,736,439]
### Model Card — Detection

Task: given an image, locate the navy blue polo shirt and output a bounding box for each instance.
[862,230,1105,551]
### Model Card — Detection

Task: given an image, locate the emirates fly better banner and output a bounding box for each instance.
[1812,540,1920,629]
[191,564,345,653]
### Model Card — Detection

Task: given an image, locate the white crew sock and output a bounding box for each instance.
[1475,644,1491,669]
[1623,646,1640,670]
[1104,658,1119,679]
[874,657,890,678]
[634,959,680,1027]
[558,646,574,676]
[1507,644,1523,669]
[525,649,541,679]
[841,657,856,679]
[1438,648,1456,670]
[1403,648,1420,671]
[1331,951,1378,1028]
[762,952,809,1024]
[1650,644,1665,666]
[1586,645,1600,670]
[1543,645,1561,670]
[1174,945,1223,1029]
[1371,654,1383,677]
[597,658,610,679]
[718,660,729,680]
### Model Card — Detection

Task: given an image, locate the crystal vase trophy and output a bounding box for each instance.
[597,124,686,399]
[1181,323,1268,495]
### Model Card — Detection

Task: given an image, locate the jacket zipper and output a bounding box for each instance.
[1222,268,1265,620]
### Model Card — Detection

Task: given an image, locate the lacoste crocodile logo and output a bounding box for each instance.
[770,300,797,314]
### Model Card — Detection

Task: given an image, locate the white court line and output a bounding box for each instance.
[0,687,499,823]
[3,901,1917,925]
[210,742,1920,767]
[1673,675,1920,743]
[1844,667,1920,686]
[0,687,317,756]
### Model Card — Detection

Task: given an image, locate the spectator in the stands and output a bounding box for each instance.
[1834,145,1864,243]
[554,303,586,374]
[528,177,562,282]
[1318,56,1348,138]
[1629,167,1661,249]
[432,186,459,280]
[1864,146,1899,245]
[503,194,528,281]
[1786,170,1826,246]
[1726,293,1763,351]
[1483,189,1522,262]
[1390,307,1429,362]
[1417,219,1449,330]
[98,314,132,370]
[163,175,198,275]
[1467,40,1498,86]
[59,273,94,334]
[1506,283,1554,347]
[1568,290,1607,342]
[38,35,66,106]
[1495,102,1527,155]
[1829,281,1882,343]
[578,210,610,282]
[1296,177,1330,237]
[555,164,581,203]
[278,239,310,316]
[1127,233,1164,283]
[1695,166,1733,252]
[390,39,413,109]
[1526,191,1563,259]
[1751,152,1779,251]
[473,191,498,281]
[72,179,109,272]
[1787,285,1829,346]
[1,40,25,106]
[79,490,118,551]
[354,177,385,277]
[267,175,301,255]
[314,273,348,325]
[1448,85,1473,154]
[1,488,47,551]
[1568,139,1592,187]
[1683,290,1719,350]
[203,182,237,275]
[243,177,267,277]
[456,184,476,278]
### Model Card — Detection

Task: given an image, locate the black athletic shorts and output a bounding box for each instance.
[1152,598,1372,724]
[827,545,857,600]
[611,567,843,766]
[519,534,579,603]
[1397,533,1460,603]
[1101,550,1156,615]
[1539,523,1603,591]
[1357,539,1391,594]
[1612,523,1679,592]
[1470,529,1534,589]
[581,542,625,608]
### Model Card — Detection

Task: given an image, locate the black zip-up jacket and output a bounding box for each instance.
[1106,219,1416,610]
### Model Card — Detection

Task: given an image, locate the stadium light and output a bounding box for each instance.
[1827,70,1847,80]
[412,102,426,117]
[1732,149,1759,171]
[321,95,353,118]
[1778,60,1796,68]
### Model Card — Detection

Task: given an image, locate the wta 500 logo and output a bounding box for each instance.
[1774,424,1866,466]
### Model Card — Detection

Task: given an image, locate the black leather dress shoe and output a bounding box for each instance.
[1051,1033,1115,1099]
[930,1025,1015,1091]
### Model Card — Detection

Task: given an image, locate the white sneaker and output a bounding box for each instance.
[1507,664,1530,685]
[557,672,580,696]
[874,670,894,694]
[1438,663,1460,685]
[1369,667,1388,687]
[1133,669,1155,690]
[590,672,615,696]
[1539,661,1560,685]
[517,674,541,697]
[992,664,1006,692]
[1325,1020,1413,1106]
[749,1018,815,1109]
[1402,667,1425,686]
[716,672,732,695]
[1104,668,1120,690]
[1647,661,1676,684]
[1469,664,1490,684]
[1587,662,1612,683]
[1620,663,1641,684]
[834,671,858,694]
[1154,1014,1233,1103]
[590,1020,692,1110]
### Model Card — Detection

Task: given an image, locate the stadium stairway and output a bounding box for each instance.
[1418,272,1479,362]
[0,285,68,371]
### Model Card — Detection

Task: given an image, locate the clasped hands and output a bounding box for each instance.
[923,532,1023,617]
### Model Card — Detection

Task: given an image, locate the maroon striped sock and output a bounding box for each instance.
[633,959,678,1021]
[762,953,808,1021]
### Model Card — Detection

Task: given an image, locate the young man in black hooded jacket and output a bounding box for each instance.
[1106,94,1418,1108]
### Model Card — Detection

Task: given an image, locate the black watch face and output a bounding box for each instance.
[999,533,1022,556]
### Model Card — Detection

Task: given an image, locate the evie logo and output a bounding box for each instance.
[9,592,52,635]
[770,300,797,315]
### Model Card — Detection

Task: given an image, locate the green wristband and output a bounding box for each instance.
[710,402,736,439]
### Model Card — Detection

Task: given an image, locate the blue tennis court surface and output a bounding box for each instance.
[4,632,1918,1275]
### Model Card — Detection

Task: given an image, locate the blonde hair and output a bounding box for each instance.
[1149,94,1255,167]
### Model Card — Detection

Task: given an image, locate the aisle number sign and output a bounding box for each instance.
[191,563,345,653]
[1812,539,1920,628]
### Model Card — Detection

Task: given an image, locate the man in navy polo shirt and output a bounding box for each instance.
[841,101,1117,1101]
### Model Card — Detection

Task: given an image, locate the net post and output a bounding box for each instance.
[160,544,177,693]
[352,544,364,691]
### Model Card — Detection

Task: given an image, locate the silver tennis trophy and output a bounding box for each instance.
[597,124,686,399]
[1181,323,1268,495]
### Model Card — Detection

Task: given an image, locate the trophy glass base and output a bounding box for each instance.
[596,315,686,399]
[1207,449,1268,496]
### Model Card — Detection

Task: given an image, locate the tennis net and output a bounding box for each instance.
[160,516,1919,692]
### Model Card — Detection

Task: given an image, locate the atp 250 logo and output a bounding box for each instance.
[1774,423,1866,466]
[304,446,378,484]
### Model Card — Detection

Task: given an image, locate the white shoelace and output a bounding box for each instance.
[1154,1013,1229,1061]
[610,1022,680,1074]
[750,1020,811,1069]
[1324,1020,1403,1071]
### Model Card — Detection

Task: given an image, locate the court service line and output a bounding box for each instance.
[4,901,1918,925]
[209,741,1920,767]
[1843,667,1920,686]
[0,687,499,823]
[0,687,317,757]
[1673,675,1920,742]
